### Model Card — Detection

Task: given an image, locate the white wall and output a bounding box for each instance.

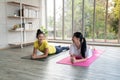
[41,0,45,27]
[0,1,8,48]
[0,0,42,49]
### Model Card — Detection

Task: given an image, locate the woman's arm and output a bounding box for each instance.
[32,47,37,56]
[37,48,49,58]
[32,48,49,59]
[73,57,87,63]
[70,55,87,64]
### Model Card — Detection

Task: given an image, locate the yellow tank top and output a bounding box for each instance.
[34,40,56,54]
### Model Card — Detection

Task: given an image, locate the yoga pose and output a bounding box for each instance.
[32,29,69,59]
[69,32,94,64]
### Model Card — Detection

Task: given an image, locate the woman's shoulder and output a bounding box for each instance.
[42,40,48,44]
[70,43,75,47]
[34,40,38,47]
[34,40,38,43]
[42,40,48,43]
[70,43,76,49]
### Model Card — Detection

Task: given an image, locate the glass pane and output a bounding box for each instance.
[55,0,63,39]
[73,0,82,32]
[64,0,72,40]
[84,0,94,41]
[106,0,119,43]
[95,0,106,42]
[47,0,54,39]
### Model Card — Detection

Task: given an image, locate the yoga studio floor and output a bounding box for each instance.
[0,43,120,80]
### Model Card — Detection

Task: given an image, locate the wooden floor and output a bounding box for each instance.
[0,44,120,80]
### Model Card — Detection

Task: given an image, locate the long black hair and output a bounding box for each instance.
[73,32,87,58]
[36,29,44,38]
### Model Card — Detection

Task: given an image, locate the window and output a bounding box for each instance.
[64,0,72,40]
[55,0,63,39]
[45,0,120,44]
[47,0,54,39]
[94,0,106,42]
[73,0,82,33]
[84,0,94,41]
[106,0,119,43]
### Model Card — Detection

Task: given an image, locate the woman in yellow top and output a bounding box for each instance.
[32,29,69,59]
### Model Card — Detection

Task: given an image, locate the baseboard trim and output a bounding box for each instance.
[48,40,120,47]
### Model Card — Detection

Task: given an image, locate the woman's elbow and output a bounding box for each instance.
[83,57,88,61]
[44,53,48,57]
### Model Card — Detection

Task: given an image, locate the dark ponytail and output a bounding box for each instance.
[81,37,86,58]
[73,32,87,58]
[36,29,44,38]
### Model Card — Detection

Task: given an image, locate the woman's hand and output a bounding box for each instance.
[70,56,77,64]
[32,54,37,59]
[70,55,87,64]
[32,48,48,59]
[70,57,74,64]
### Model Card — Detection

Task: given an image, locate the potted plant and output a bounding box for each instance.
[40,26,48,37]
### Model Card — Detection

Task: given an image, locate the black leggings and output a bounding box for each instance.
[55,46,69,54]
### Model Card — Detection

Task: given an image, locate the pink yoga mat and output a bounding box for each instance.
[57,49,103,67]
